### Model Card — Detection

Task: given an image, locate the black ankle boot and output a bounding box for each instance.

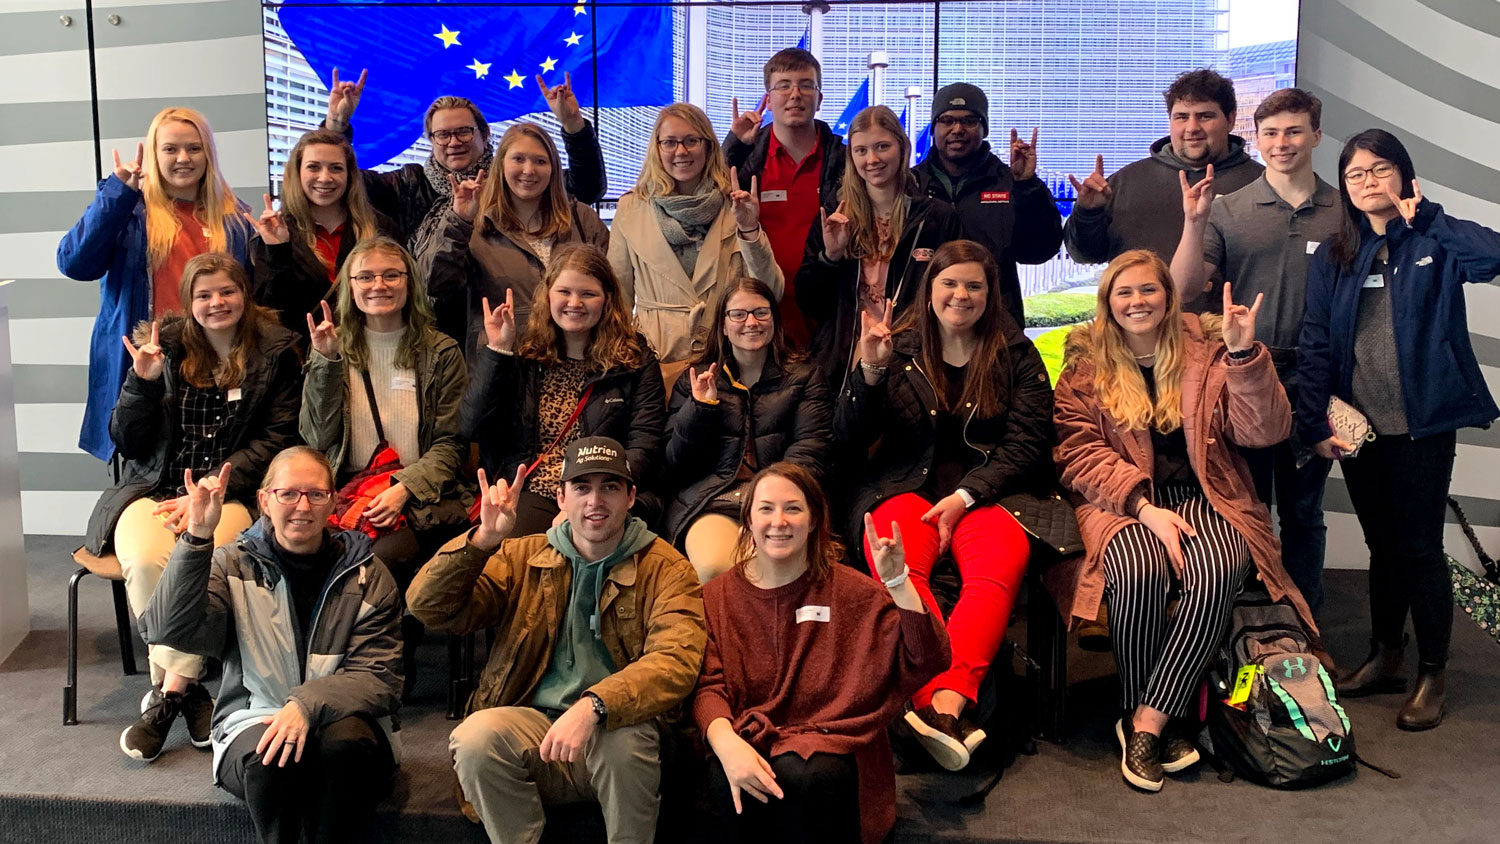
[1397,662,1445,731]
[1336,638,1407,697]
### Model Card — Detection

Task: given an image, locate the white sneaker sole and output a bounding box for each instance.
[1116,719,1163,792]
[905,710,971,771]
[119,727,161,763]
[1161,743,1201,773]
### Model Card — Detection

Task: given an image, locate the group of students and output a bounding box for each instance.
[55,43,1498,844]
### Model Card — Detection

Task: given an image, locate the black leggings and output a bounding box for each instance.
[219,714,394,844]
[1340,431,1457,665]
[707,751,860,844]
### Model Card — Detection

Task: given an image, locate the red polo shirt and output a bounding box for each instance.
[759,129,824,348]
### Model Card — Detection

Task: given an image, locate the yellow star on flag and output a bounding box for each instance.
[467,58,490,79]
[503,68,525,89]
[539,56,558,72]
[433,25,461,48]
[573,4,587,16]
[564,31,583,47]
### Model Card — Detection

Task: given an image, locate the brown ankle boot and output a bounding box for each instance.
[1336,639,1407,697]
[1396,663,1445,731]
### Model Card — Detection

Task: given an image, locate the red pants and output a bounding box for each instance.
[862,492,1030,708]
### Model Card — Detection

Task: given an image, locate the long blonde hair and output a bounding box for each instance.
[334,238,437,371]
[1091,250,1186,433]
[141,108,243,270]
[479,123,574,239]
[634,103,733,198]
[279,130,380,275]
[839,105,914,261]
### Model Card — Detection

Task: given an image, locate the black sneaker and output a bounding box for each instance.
[180,683,215,749]
[904,705,971,771]
[1160,722,1200,773]
[1116,718,1164,792]
[121,689,182,762]
[958,716,988,757]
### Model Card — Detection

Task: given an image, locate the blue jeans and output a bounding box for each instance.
[1242,374,1332,615]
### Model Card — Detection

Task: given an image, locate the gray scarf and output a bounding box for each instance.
[651,180,724,278]
[424,144,495,201]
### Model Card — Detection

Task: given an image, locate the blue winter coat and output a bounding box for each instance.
[55,175,251,461]
[1296,199,1500,444]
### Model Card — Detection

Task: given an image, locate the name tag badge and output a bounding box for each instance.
[760,189,789,203]
[795,605,830,624]
[980,191,1011,203]
[391,374,417,392]
[1363,274,1384,289]
[226,387,242,402]
[911,248,935,262]
[1306,240,1321,254]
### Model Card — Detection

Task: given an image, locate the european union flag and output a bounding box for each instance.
[832,77,869,136]
[914,120,932,163]
[275,0,674,166]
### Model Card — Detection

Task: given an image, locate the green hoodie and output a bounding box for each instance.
[531,516,658,712]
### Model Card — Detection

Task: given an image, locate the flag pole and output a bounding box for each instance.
[904,85,922,165]
[868,50,888,107]
[801,1,828,64]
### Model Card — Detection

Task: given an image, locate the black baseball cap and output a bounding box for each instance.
[560,436,632,483]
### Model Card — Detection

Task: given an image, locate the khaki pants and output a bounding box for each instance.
[682,513,740,585]
[449,706,661,844]
[114,496,252,683]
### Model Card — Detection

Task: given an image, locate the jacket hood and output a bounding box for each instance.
[238,517,375,588]
[1062,313,1223,367]
[1149,134,1254,173]
[547,515,657,569]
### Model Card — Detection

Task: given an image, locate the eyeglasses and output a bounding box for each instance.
[351,270,409,287]
[935,115,983,129]
[431,126,478,144]
[267,488,333,506]
[769,81,820,95]
[1343,162,1396,185]
[657,136,706,152]
[726,307,773,322]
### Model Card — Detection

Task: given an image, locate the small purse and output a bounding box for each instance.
[330,370,411,539]
[1326,396,1376,458]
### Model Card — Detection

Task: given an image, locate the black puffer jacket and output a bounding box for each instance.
[84,317,304,554]
[832,321,1055,546]
[460,339,668,516]
[663,356,833,543]
[915,145,1062,328]
[723,120,846,211]
[795,194,962,393]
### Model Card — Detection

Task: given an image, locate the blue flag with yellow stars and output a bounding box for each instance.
[276,0,674,167]
[833,77,870,136]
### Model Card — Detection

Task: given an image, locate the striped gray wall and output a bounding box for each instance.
[1298,0,1500,573]
[0,0,268,535]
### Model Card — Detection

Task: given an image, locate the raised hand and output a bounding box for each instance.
[688,362,719,404]
[111,143,144,191]
[1068,154,1113,211]
[1136,503,1197,576]
[472,466,526,551]
[1179,163,1216,226]
[858,298,895,374]
[450,169,486,223]
[184,462,232,540]
[325,67,367,127]
[863,511,907,583]
[821,200,852,261]
[1010,128,1039,181]
[306,300,339,360]
[537,71,585,134]
[481,290,516,353]
[730,94,769,145]
[243,193,288,245]
[122,320,165,381]
[1221,281,1263,353]
[921,493,968,556]
[1386,177,1422,225]
[729,167,760,234]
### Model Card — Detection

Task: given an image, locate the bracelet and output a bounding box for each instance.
[737,225,761,237]
[859,361,887,373]
[1226,346,1254,360]
[883,564,910,589]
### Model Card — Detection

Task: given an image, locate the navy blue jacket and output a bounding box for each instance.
[56,175,251,461]
[1296,199,1500,443]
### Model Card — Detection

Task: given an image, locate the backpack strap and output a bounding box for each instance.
[359,369,386,444]
[1448,496,1499,584]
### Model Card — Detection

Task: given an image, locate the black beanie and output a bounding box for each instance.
[932,83,989,132]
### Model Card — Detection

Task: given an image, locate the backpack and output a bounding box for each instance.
[1201,590,1356,789]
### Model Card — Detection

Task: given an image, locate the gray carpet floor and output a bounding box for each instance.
[2,534,1498,843]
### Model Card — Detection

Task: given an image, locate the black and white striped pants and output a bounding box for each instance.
[1102,484,1252,717]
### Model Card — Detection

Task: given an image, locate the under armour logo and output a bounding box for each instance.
[1282,657,1307,678]
[1328,737,1342,752]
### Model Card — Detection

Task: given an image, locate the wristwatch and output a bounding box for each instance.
[583,691,607,724]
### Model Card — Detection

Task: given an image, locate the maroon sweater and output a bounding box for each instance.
[693,564,950,844]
